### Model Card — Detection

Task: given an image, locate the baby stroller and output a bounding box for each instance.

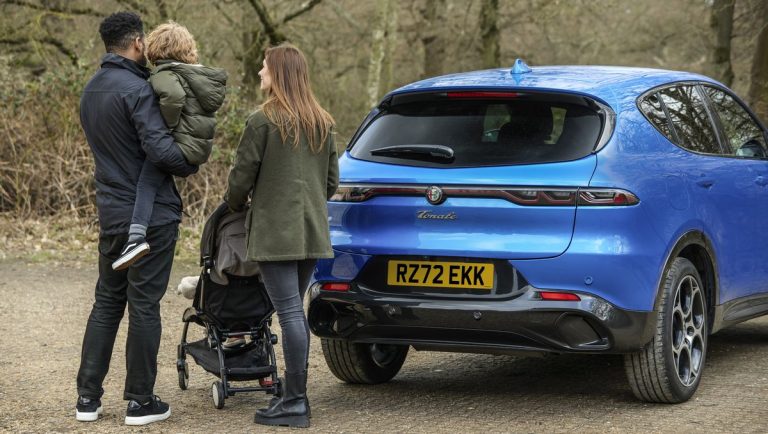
[176,203,280,409]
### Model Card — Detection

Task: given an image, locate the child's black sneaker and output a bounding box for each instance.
[112,238,150,271]
[124,395,170,426]
[75,396,103,422]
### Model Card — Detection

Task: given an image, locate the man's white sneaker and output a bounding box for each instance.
[124,395,171,426]
[75,396,103,422]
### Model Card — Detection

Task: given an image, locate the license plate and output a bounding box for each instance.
[386,260,494,289]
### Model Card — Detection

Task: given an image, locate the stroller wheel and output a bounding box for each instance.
[211,381,225,409]
[177,361,189,390]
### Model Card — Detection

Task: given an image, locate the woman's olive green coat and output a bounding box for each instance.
[225,111,339,262]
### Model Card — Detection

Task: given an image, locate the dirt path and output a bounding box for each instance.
[1,258,767,433]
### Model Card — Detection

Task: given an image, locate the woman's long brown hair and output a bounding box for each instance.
[261,43,335,153]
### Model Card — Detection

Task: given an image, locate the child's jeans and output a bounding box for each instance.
[130,160,169,237]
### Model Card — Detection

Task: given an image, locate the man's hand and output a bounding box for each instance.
[128,84,198,178]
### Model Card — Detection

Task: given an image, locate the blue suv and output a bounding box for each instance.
[308,60,768,403]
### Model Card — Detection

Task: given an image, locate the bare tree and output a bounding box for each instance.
[748,0,768,122]
[366,0,392,108]
[0,0,104,67]
[241,0,323,97]
[479,0,500,69]
[0,0,178,69]
[381,2,398,96]
[420,0,445,78]
[710,0,734,86]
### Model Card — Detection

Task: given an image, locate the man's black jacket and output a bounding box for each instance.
[80,53,198,235]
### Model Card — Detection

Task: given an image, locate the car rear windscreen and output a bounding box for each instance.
[349,93,606,168]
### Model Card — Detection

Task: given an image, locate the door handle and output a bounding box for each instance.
[695,178,714,188]
[755,176,768,187]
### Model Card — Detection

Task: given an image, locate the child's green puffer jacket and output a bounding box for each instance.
[149,60,228,165]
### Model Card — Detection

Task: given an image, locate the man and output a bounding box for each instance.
[75,12,197,426]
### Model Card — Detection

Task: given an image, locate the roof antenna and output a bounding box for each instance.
[511,58,532,75]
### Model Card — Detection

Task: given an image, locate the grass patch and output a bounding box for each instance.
[0,213,202,267]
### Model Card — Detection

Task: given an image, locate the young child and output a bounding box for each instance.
[113,21,227,270]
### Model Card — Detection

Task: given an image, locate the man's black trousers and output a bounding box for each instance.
[76,223,178,403]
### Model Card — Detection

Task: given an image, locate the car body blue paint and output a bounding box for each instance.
[316,64,768,314]
[391,66,719,113]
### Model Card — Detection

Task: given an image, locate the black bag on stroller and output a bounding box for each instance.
[176,203,280,409]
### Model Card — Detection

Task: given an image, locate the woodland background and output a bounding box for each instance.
[0,0,767,256]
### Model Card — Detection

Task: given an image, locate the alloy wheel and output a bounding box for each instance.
[670,275,705,387]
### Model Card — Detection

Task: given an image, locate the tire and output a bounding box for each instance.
[211,381,225,409]
[177,360,189,390]
[321,339,408,384]
[624,257,708,403]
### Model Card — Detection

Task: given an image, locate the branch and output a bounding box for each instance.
[281,0,322,25]
[114,0,148,16]
[212,1,236,26]
[247,0,287,44]
[39,36,79,66]
[1,0,102,17]
[0,36,28,45]
[0,35,78,65]
[155,0,169,20]
[328,0,361,32]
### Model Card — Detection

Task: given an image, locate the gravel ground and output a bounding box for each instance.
[1,258,767,433]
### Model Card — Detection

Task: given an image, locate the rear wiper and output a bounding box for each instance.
[370,144,455,162]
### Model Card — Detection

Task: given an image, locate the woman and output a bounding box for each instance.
[224,43,338,428]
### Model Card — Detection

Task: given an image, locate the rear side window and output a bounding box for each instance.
[349,94,605,168]
[657,85,721,155]
[703,86,768,158]
[639,93,676,143]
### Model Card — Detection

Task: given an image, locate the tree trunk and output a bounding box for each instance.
[381,4,398,97]
[366,0,392,108]
[421,0,445,78]
[242,26,268,97]
[480,0,500,69]
[710,0,734,86]
[241,0,320,100]
[749,0,768,123]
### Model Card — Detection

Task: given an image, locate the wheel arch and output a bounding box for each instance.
[654,230,719,334]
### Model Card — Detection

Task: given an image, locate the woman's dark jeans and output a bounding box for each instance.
[257,259,317,374]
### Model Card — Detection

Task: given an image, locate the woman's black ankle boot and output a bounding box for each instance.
[255,371,310,428]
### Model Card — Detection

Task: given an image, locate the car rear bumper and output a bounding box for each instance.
[308,283,656,354]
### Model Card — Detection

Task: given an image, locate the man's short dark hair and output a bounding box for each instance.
[98,12,144,52]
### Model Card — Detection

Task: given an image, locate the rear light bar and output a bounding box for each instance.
[330,185,639,206]
[538,291,581,301]
[320,282,351,292]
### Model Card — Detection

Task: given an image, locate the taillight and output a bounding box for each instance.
[500,190,577,205]
[329,184,639,206]
[578,189,639,206]
[320,282,351,292]
[538,291,581,301]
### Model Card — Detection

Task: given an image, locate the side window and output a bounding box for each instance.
[639,92,675,142]
[703,86,768,158]
[658,85,722,155]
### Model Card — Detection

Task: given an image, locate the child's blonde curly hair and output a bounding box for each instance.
[145,21,198,65]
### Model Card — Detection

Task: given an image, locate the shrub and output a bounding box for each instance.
[0,59,251,224]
